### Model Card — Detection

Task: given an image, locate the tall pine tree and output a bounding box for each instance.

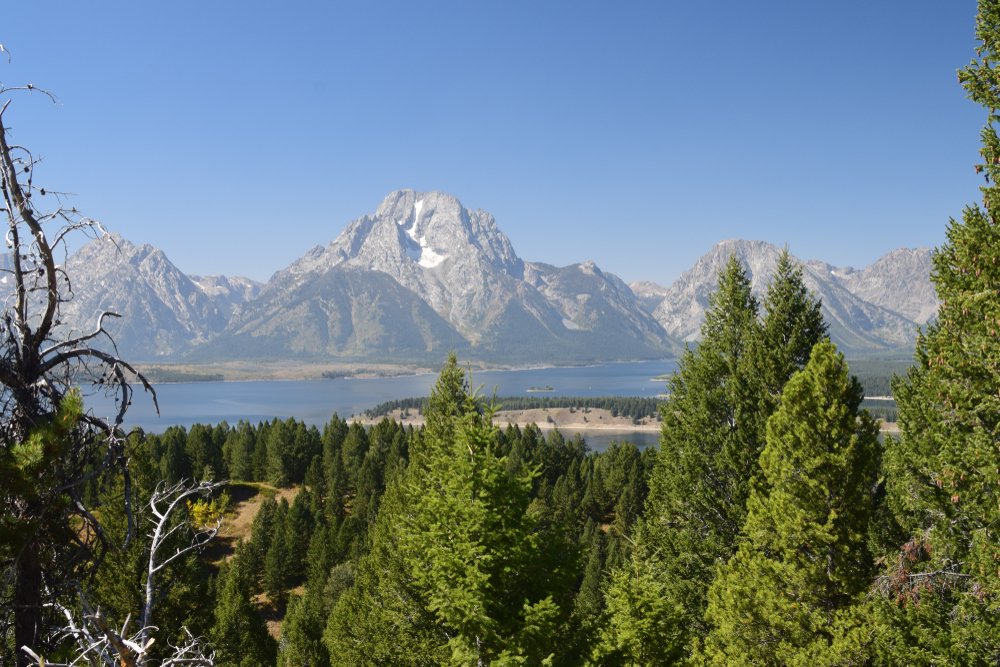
[600,252,827,663]
[600,256,760,663]
[875,1,1000,660]
[324,354,570,665]
[701,341,879,664]
[212,544,277,667]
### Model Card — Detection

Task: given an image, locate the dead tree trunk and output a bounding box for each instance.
[0,58,156,666]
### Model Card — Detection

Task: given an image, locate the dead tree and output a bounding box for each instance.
[0,53,157,665]
[21,479,225,667]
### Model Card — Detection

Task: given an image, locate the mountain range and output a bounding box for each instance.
[60,190,938,365]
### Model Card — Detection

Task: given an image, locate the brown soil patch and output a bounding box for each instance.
[205,483,300,566]
[360,407,661,433]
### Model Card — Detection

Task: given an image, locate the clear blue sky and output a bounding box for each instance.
[2,1,984,284]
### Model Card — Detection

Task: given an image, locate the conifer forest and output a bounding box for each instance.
[4,1,1000,665]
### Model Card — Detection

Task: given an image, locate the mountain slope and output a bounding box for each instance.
[814,247,937,324]
[188,268,468,362]
[53,208,935,364]
[60,235,261,360]
[209,190,677,363]
[637,240,936,353]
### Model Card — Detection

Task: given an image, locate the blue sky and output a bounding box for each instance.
[1,1,983,284]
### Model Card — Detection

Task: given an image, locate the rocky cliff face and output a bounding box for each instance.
[816,247,938,324]
[276,190,527,338]
[56,196,938,364]
[222,190,676,362]
[634,240,938,352]
[60,234,260,359]
[189,275,262,318]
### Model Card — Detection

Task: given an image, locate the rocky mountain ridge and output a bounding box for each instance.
[60,193,937,363]
[635,239,937,351]
[59,235,260,357]
[209,190,672,363]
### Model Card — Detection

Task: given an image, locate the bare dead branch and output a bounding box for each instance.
[2,73,158,666]
[21,481,226,666]
[140,479,226,650]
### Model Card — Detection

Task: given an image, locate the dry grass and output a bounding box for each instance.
[205,482,300,566]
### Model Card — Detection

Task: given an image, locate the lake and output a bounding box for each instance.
[88,359,677,451]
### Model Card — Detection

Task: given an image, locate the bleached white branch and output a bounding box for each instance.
[140,479,226,651]
[22,479,226,666]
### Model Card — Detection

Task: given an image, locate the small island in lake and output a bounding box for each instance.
[526,385,555,393]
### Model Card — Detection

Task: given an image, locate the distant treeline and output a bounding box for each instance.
[366,391,900,424]
[365,395,665,421]
[847,358,914,397]
[860,398,897,423]
[139,367,225,383]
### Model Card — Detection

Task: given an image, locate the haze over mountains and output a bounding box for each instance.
[61,190,938,365]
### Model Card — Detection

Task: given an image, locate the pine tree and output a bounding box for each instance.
[278,525,337,667]
[600,253,827,662]
[245,496,277,592]
[286,489,314,583]
[223,421,256,481]
[324,354,571,665]
[701,341,879,664]
[263,498,292,608]
[874,1,1000,659]
[212,544,277,667]
[747,248,827,452]
[600,256,760,662]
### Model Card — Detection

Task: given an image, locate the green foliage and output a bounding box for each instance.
[600,253,831,662]
[263,498,292,607]
[600,257,762,661]
[366,395,664,421]
[324,354,574,665]
[746,249,828,451]
[874,2,1000,659]
[278,526,340,667]
[212,546,277,667]
[701,341,879,664]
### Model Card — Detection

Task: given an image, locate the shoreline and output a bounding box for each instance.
[355,408,901,435]
[353,407,662,433]
[134,357,679,384]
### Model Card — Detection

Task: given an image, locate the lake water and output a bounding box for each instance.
[88,359,677,451]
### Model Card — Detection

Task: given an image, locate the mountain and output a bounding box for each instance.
[629,280,672,314]
[189,275,263,318]
[811,247,937,324]
[211,190,676,363]
[59,234,260,360]
[55,199,937,365]
[188,268,468,362]
[633,240,937,352]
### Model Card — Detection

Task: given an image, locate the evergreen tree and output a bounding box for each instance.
[245,496,277,591]
[324,354,571,665]
[286,489,314,582]
[159,426,192,484]
[264,498,292,607]
[322,415,350,521]
[600,256,760,662]
[701,341,879,664]
[266,419,294,487]
[600,252,828,663]
[747,248,827,452]
[279,525,337,667]
[212,545,277,667]
[186,422,224,481]
[875,1,1000,659]
[223,421,257,481]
